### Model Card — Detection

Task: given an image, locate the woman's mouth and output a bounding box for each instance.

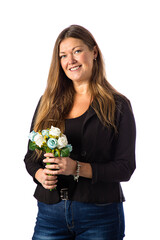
[69,65,82,71]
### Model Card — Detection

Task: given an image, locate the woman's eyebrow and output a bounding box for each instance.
[60,46,83,54]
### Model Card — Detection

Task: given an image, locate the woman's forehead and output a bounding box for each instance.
[59,38,86,53]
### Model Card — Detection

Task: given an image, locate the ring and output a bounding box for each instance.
[43,180,45,185]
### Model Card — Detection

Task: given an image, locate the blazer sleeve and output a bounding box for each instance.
[91,98,136,183]
[24,97,44,182]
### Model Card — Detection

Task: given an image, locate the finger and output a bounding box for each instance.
[43,157,61,164]
[44,179,58,186]
[44,168,57,175]
[48,162,64,170]
[45,163,60,170]
[43,183,57,190]
[45,175,57,181]
[44,153,54,158]
[51,169,64,175]
[42,177,58,189]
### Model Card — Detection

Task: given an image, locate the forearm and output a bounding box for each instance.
[35,168,44,184]
[24,150,43,179]
[43,154,93,179]
[76,162,92,179]
[90,158,136,184]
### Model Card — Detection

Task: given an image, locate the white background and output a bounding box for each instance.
[0,0,160,239]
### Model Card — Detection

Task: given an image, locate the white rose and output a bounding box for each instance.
[49,126,61,137]
[57,134,68,149]
[34,133,46,148]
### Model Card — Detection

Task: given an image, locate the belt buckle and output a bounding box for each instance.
[60,188,68,200]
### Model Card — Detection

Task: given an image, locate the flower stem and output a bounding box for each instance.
[46,162,54,191]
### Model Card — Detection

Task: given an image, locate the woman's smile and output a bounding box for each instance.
[69,65,82,71]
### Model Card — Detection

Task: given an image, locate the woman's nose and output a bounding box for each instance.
[68,54,76,64]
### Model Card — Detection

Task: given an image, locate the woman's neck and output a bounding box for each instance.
[73,82,90,96]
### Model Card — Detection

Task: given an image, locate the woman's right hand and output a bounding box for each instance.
[35,168,58,190]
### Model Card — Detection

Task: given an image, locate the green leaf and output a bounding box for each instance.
[54,149,60,157]
[61,147,70,157]
[29,141,37,151]
[45,147,52,153]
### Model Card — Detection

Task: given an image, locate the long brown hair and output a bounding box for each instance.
[34,24,121,135]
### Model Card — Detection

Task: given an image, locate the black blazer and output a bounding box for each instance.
[24,95,136,204]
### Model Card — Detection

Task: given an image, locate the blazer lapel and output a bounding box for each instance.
[82,106,96,134]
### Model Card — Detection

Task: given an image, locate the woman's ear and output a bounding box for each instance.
[93,45,98,60]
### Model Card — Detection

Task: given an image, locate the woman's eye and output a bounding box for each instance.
[75,50,81,54]
[60,55,66,59]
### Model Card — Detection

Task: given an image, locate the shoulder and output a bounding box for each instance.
[30,96,43,131]
[36,96,43,110]
[113,94,135,128]
[114,94,133,113]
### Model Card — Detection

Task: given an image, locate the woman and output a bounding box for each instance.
[24,24,136,240]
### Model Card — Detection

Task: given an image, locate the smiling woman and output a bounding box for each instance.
[24,24,136,240]
[59,38,97,85]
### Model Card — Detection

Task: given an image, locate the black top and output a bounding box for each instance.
[65,110,88,154]
[24,95,136,204]
[57,110,88,196]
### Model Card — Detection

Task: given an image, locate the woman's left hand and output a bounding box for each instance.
[43,153,77,176]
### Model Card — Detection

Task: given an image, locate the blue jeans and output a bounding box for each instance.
[32,201,125,240]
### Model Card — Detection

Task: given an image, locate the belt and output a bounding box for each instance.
[60,188,69,200]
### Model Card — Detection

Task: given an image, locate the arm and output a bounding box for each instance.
[78,162,92,179]
[24,98,43,182]
[43,154,93,179]
[91,98,136,183]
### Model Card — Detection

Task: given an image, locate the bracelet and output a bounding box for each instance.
[74,161,81,182]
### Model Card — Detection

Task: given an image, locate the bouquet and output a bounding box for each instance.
[29,126,72,191]
[28,126,72,191]
[28,126,72,157]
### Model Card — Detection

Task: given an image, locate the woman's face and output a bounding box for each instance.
[59,37,97,85]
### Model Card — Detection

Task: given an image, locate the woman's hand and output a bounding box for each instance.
[43,153,77,176]
[35,152,92,189]
[35,168,58,190]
